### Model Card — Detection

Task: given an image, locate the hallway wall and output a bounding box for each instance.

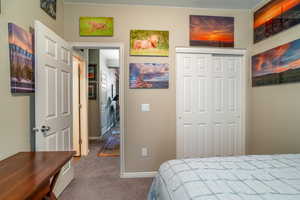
[88,49,101,138]
[0,0,65,160]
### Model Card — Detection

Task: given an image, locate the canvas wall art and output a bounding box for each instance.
[190,15,234,47]
[252,38,300,87]
[88,64,97,81]
[129,63,169,89]
[80,17,114,36]
[8,23,34,93]
[254,0,300,43]
[89,82,97,99]
[41,0,57,19]
[130,30,169,56]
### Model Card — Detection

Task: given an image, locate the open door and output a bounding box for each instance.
[72,51,89,157]
[34,21,74,196]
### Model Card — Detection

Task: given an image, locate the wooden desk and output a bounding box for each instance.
[0,151,75,200]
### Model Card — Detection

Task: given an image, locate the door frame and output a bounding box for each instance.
[72,51,89,156]
[71,42,125,177]
[175,47,248,158]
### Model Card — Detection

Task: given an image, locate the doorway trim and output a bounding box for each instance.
[71,42,125,177]
[175,47,248,158]
[72,50,90,157]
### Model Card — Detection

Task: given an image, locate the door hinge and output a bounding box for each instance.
[79,104,82,109]
[79,139,83,145]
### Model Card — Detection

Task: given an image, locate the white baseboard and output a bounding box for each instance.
[121,171,157,178]
[89,137,101,140]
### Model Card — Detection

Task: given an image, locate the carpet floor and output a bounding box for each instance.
[59,140,153,200]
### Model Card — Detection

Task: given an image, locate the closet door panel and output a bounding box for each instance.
[177,52,243,158]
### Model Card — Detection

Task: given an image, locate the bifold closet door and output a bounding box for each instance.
[176,53,243,159]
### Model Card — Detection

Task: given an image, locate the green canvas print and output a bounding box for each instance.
[130,30,169,57]
[80,17,113,36]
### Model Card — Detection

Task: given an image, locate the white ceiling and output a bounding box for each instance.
[100,49,119,60]
[64,0,264,10]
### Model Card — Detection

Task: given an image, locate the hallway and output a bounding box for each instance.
[60,141,153,200]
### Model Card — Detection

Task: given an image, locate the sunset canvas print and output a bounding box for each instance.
[190,15,234,47]
[8,23,34,93]
[129,63,169,89]
[254,0,300,43]
[252,38,300,87]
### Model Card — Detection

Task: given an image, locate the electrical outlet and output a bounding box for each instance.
[142,147,148,157]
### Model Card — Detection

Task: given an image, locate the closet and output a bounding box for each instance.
[176,48,246,159]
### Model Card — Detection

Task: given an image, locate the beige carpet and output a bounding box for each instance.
[59,140,153,200]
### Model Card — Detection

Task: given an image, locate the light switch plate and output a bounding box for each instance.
[142,147,148,157]
[141,104,150,112]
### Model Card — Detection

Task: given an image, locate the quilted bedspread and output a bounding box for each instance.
[148,154,300,200]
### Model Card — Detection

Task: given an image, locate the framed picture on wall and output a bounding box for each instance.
[80,17,114,36]
[130,30,169,57]
[254,0,300,43]
[40,0,57,19]
[190,15,234,47]
[129,63,169,89]
[252,38,300,87]
[8,23,35,93]
[88,64,97,81]
[88,82,97,100]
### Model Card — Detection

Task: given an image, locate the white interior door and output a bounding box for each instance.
[35,21,73,196]
[177,52,244,159]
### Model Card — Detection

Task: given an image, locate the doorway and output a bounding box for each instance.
[72,42,125,177]
[98,49,120,158]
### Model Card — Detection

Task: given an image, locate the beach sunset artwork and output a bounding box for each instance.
[129,63,169,89]
[252,38,300,87]
[8,23,34,93]
[254,0,300,43]
[190,15,234,47]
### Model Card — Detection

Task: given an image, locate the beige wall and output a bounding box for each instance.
[64,3,252,172]
[1,0,298,174]
[88,49,101,138]
[249,2,300,155]
[0,0,64,160]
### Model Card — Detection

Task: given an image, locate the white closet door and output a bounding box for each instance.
[177,53,243,159]
[177,53,212,158]
[211,55,242,157]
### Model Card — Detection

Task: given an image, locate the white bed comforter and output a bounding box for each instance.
[148,154,300,200]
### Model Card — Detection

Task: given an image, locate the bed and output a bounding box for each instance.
[148,154,300,200]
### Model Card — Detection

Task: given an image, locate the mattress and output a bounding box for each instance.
[148,154,300,200]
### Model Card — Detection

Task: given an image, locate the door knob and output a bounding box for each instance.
[41,125,51,133]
